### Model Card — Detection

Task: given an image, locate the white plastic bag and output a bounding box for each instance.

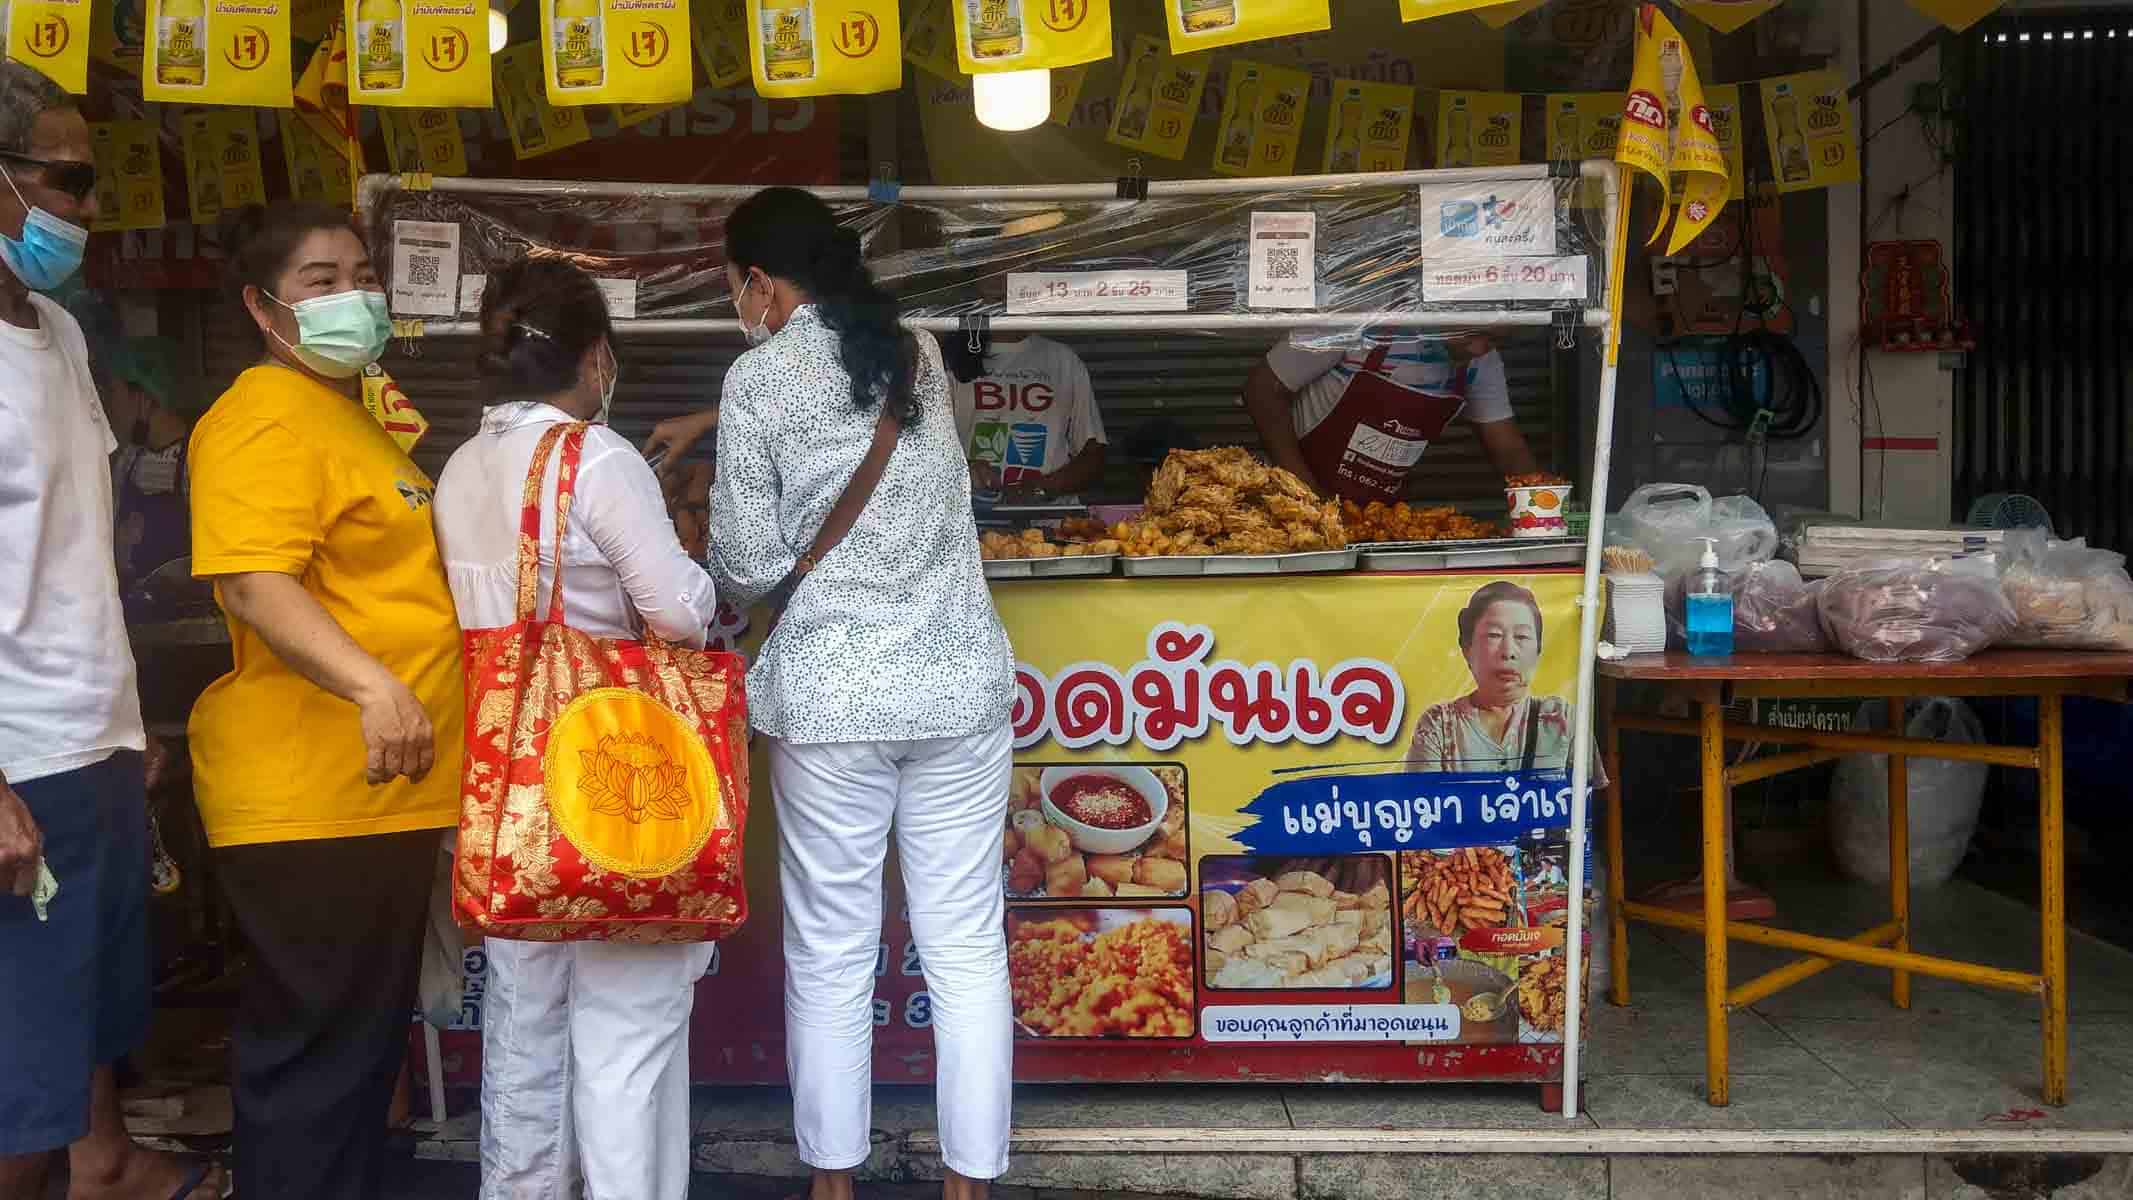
[1611,483,1780,582]
[1818,555,2017,662]
[1829,698,1987,888]
[2000,530,2133,652]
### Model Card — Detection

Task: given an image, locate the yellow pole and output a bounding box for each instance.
[1625,902,2042,994]
[1700,699,1730,1106]
[1727,920,1905,1011]
[1602,678,1630,1007]
[1887,697,1911,1010]
[2040,692,2068,1105]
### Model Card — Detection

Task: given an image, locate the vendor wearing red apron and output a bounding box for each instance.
[1242,334,1539,499]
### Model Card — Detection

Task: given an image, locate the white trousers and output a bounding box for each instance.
[770,726,1014,1181]
[479,937,715,1200]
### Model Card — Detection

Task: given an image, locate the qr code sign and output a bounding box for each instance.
[406,255,441,288]
[1267,246,1301,280]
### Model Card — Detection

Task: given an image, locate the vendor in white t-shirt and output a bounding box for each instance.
[1242,334,1539,502]
[951,334,1107,500]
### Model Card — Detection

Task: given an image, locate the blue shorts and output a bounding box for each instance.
[0,751,150,1155]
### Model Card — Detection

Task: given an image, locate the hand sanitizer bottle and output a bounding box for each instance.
[1684,536,1734,657]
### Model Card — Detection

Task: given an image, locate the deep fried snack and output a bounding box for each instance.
[1516,952,1573,1034]
[1115,448,1347,557]
[1009,916,1195,1038]
[1399,847,1516,936]
[1340,498,1502,544]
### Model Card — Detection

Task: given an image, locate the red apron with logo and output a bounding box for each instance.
[1297,343,1467,503]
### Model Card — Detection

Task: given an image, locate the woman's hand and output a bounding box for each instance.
[643,408,719,482]
[356,675,436,786]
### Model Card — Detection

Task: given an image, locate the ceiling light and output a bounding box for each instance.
[973,69,1050,133]
[488,6,509,52]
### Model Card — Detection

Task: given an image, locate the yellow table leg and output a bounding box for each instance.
[2040,692,2068,1106]
[1603,678,1630,1007]
[1887,697,1911,1010]
[1700,699,1730,1107]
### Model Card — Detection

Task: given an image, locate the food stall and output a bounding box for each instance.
[364,157,1627,1110]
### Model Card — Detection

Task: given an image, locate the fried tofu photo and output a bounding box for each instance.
[1201,856,1395,991]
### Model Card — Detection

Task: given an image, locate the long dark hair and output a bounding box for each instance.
[724,187,918,426]
[222,203,363,350]
[475,255,612,403]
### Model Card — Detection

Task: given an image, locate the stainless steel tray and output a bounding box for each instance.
[1120,549,1358,576]
[984,554,1118,579]
[1357,536,1583,571]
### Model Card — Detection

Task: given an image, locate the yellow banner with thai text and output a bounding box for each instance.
[692,0,752,84]
[9,0,93,93]
[1211,59,1306,177]
[748,0,902,97]
[1163,0,1326,57]
[540,0,692,107]
[142,0,291,105]
[345,0,492,108]
[954,0,1108,75]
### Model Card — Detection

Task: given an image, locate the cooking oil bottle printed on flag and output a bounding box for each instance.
[899,0,961,81]
[1759,68,1857,194]
[344,0,491,106]
[89,120,165,232]
[1212,60,1308,178]
[1435,91,1518,168]
[1105,33,1205,161]
[1613,3,1730,254]
[143,0,207,96]
[950,0,1107,76]
[1163,0,1324,55]
[1321,81,1413,175]
[10,0,96,92]
[690,0,751,86]
[277,109,355,204]
[492,39,590,156]
[541,0,688,106]
[747,0,899,98]
[549,0,606,91]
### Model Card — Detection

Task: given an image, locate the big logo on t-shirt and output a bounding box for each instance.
[971,380,1055,413]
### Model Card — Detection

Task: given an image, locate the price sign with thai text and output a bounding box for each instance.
[1005,270,1190,314]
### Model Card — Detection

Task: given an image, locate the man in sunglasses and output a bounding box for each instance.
[0,62,225,1200]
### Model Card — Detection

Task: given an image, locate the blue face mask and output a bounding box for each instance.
[0,164,87,292]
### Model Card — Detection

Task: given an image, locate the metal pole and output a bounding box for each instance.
[1559,161,1628,1120]
[404,309,1611,337]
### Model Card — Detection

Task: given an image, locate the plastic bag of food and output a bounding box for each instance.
[1999,530,2133,652]
[1817,555,2017,663]
[1611,483,1779,582]
[1829,698,1987,888]
[1732,560,1829,653]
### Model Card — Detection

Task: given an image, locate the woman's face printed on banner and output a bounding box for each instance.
[1464,599,1538,708]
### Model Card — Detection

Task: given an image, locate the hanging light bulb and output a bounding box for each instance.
[973,69,1050,132]
[488,4,509,51]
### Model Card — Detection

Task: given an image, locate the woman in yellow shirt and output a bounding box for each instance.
[186,204,463,1200]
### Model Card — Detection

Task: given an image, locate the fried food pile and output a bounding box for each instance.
[1340,499,1500,544]
[1505,472,1571,488]
[1516,952,1573,1034]
[1109,448,1346,556]
[1008,913,1196,1038]
[1004,766,1187,899]
[1202,862,1393,990]
[979,528,1124,561]
[1400,847,1517,936]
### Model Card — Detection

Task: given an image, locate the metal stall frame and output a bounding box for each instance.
[363,160,1630,1118]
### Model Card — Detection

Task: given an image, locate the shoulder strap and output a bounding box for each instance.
[1520,698,1540,774]
[512,422,589,625]
[773,406,900,610]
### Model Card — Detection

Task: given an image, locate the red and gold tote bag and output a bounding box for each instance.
[455,422,749,942]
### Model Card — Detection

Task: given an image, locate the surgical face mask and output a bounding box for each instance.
[594,344,618,424]
[0,164,87,292]
[262,288,391,379]
[734,275,772,347]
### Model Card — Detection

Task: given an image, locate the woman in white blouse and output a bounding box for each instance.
[707,187,1016,1200]
[433,257,719,1200]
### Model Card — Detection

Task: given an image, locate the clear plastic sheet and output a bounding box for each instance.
[363,171,1608,334]
[2000,529,2133,652]
[1817,555,2018,664]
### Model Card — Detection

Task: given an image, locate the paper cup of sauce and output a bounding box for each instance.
[1506,484,1573,538]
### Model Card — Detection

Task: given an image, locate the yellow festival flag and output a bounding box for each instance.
[1322,79,1413,174]
[900,0,961,81]
[1760,67,1858,194]
[1211,59,1307,177]
[747,0,901,98]
[1105,32,1206,160]
[541,0,692,107]
[9,0,95,92]
[180,110,266,225]
[293,25,365,176]
[692,0,751,86]
[345,0,492,108]
[1904,0,2003,32]
[277,108,357,203]
[1163,0,1326,57]
[141,0,292,105]
[89,120,166,231]
[494,40,591,154]
[1614,4,1728,254]
[380,108,469,174]
[1679,1,1780,34]
[1436,90,1519,168]
[1045,62,1087,127]
[953,0,1107,76]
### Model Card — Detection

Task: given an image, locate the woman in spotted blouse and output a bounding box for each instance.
[676,187,1016,1200]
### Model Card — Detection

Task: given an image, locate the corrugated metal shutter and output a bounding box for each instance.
[201,295,1561,501]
